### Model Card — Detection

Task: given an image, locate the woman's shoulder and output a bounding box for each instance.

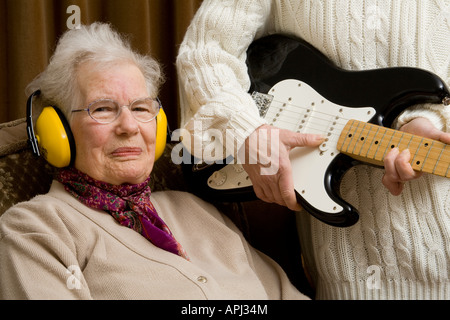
[3,180,71,210]
[0,181,78,237]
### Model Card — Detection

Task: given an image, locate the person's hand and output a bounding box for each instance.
[240,124,324,211]
[382,117,450,195]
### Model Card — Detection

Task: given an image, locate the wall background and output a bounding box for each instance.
[0,0,203,130]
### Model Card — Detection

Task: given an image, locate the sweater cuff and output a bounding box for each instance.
[229,110,267,155]
[394,103,448,131]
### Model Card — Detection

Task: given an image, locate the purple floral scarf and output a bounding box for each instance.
[56,167,189,260]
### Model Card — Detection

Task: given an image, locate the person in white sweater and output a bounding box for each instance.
[176,0,450,299]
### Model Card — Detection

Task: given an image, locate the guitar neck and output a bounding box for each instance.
[337,119,450,178]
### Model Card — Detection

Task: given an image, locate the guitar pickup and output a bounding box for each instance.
[252,91,274,118]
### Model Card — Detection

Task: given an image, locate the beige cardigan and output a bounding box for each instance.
[0,181,307,300]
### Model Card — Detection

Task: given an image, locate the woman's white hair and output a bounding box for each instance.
[27,22,165,121]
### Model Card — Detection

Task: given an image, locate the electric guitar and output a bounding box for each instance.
[182,34,450,227]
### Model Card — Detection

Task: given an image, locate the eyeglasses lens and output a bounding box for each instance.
[88,98,160,123]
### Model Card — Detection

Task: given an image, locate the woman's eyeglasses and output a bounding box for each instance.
[72,97,161,123]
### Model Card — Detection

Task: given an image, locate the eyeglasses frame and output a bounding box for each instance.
[71,96,162,124]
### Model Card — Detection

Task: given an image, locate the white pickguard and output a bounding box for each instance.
[207,79,375,214]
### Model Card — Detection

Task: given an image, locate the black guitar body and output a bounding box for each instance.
[182,34,449,227]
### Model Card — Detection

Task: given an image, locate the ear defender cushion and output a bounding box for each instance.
[154,108,167,161]
[35,106,76,168]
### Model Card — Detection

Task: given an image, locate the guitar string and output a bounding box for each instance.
[264,102,346,135]
[264,99,362,143]
[262,99,450,168]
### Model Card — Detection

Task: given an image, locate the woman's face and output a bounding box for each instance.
[71,61,157,185]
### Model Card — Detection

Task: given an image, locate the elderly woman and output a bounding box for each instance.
[0,23,307,300]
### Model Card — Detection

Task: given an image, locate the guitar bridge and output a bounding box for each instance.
[252,91,274,118]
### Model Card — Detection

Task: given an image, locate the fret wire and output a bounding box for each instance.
[437,144,450,177]
[379,126,396,161]
[373,125,388,161]
[362,124,382,159]
[445,153,450,177]
[350,121,366,155]
[420,139,435,172]
[351,121,369,156]
[433,143,448,175]
[410,136,425,170]
[367,127,386,159]
[383,130,408,160]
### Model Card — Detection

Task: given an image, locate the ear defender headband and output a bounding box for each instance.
[27,90,168,168]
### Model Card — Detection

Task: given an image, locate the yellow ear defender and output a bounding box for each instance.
[154,106,168,161]
[35,106,76,168]
[27,90,168,168]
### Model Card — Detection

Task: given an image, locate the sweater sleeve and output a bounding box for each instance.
[176,0,272,160]
[394,102,450,132]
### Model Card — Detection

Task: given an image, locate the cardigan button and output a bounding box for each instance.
[197,276,208,283]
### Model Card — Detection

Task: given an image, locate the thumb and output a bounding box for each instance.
[438,131,450,144]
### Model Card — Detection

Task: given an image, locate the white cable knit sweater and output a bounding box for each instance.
[177,0,450,299]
